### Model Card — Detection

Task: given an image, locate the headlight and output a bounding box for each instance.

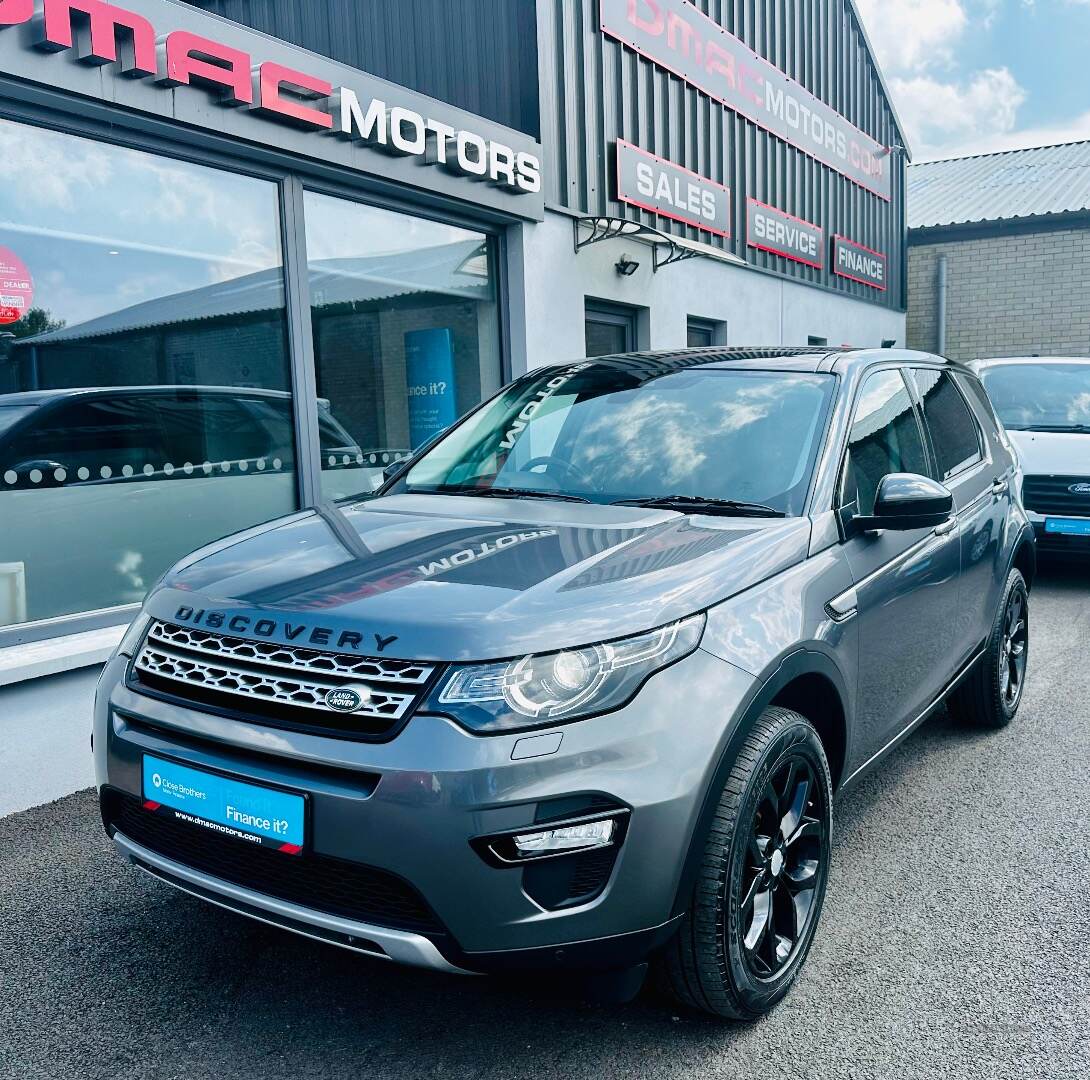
[428,614,705,733]
[116,611,152,658]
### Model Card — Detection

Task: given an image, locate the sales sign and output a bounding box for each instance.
[832,235,887,291]
[615,139,731,237]
[747,200,823,269]
[601,0,891,201]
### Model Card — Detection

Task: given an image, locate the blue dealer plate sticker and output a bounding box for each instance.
[1045,518,1090,536]
[142,755,305,853]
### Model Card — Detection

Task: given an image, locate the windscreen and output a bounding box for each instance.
[979,363,1090,431]
[400,364,835,516]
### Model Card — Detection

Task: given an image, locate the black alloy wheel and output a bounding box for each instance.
[949,567,1029,729]
[658,707,832,1019]
[1000,585,1028,712]
[741,756,824,980]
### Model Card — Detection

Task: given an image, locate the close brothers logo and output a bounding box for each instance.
[0,0,541,195]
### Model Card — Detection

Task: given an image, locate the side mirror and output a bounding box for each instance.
[382,458,409,483]
[853,473,953,533]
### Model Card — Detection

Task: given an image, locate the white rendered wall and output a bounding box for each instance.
[505,210,907,374]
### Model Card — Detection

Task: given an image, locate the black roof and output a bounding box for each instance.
[559,346,960,378]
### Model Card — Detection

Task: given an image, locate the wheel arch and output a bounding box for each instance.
[1011,526,1037,591]
[668,648,850,921]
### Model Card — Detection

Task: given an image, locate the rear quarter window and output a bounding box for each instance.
[911,368,984,481]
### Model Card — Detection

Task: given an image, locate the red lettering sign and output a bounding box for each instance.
[39,0,157,76]
[0,0,33,27]
[258,62,333,129]
[162,30,252,105]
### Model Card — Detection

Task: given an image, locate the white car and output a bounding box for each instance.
[971,357,1090,554]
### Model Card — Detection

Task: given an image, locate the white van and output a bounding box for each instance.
[971,357,1090,554]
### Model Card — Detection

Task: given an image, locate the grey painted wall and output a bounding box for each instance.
[908,226,1090,361]
[537,0,908,312]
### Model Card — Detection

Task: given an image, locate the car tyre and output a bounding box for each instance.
[948,568,1029,729]
[657,707,832,1019]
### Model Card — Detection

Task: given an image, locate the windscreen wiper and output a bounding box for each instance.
[611,495,785,518]
[415,484,592,503]
[1017,423,1090,434]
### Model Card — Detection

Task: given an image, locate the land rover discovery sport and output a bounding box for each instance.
[95,347,1035,1018]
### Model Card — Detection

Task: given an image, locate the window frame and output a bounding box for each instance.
[584,299,638,356]
[906,365,987,485]
[0,95,514,647]
[834,364,931,534]
[686,316,725,348]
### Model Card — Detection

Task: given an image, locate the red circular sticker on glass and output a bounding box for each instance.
[0,247,33,326]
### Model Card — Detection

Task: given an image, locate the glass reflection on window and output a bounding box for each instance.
[303,191,502,501]
[0,119,297,627]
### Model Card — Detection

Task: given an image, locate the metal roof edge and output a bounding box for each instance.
[908,138,1090,170]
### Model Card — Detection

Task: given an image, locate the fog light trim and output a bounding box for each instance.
[473,809,630,867]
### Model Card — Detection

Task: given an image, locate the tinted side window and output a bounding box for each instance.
[955,372,1009,449]
[842,370,929,516]
[912,369,983,481]
[15,395,163,473]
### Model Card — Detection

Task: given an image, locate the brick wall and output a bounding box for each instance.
[907,225,1090,361]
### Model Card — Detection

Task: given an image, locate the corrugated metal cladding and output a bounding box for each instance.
[909,142,1090,229]
[183,0,540,137]
[538,0,907,309]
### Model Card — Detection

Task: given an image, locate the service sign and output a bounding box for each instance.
[0,0,544,220]
[746,200,823,269]
[832,235,887,291]
[601,0,891,201]
[615,139,731,237]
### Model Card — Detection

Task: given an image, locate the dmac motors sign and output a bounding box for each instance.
[601,0,891,201]
[0,0,544,219]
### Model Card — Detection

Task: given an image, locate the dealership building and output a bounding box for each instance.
[0,0,908,671]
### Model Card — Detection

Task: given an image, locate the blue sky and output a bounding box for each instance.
[855,0,1090,160]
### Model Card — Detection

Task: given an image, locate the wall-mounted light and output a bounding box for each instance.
[615,254,640,277]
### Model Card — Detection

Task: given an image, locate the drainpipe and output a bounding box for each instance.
[936,254,948,355]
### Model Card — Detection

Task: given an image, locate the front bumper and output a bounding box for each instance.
[94,646,753,973]
[1028,511,1090,554]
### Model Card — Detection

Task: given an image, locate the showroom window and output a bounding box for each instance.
[0,119,294,628]
[304,191,502,501]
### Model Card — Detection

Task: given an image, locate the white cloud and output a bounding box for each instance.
[854,0,967,74]
[892,68,1027,158]
[928,108,1090,157]
[854,0,1034,159]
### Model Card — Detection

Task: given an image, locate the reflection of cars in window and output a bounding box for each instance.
[972,357,1090,554]
[0,386,358,486]
[95,348,1036,1020]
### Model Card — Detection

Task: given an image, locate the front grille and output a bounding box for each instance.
[1022,475,1090,516]
[103,789,445,935]
[130,621,439,740]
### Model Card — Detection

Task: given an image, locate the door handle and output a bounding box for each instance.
[934,517,958,536]
[991,478,1008,496]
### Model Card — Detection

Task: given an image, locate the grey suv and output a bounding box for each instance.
[94,348,1035,1019]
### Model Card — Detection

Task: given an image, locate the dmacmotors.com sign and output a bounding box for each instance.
[601,0,891,201]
